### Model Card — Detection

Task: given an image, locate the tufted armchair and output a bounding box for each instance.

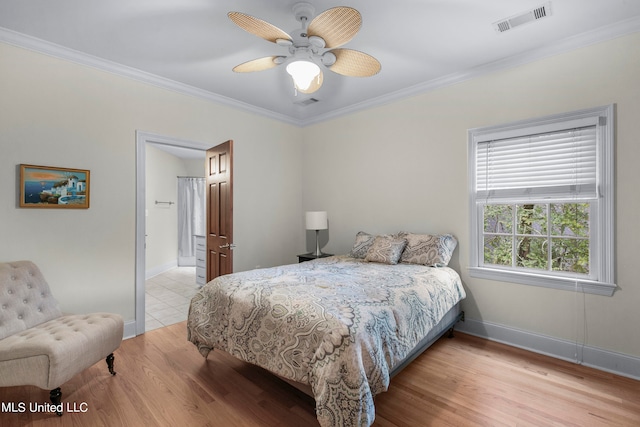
[0,261,123,415]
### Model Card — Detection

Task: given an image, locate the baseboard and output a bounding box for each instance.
[123,320,137,340]
[178,256,195,267]
[456,317,640,381]
[145,260,177,280]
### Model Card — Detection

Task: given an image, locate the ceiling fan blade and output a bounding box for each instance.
[233,56,282,73]
[296,70,324,94]
[307,7,361,48]
[328,49,381,77]
[228,12,292,44]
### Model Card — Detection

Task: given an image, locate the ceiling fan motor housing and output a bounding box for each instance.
[292,2,316,24]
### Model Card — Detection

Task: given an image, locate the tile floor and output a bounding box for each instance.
[145,266,200,332]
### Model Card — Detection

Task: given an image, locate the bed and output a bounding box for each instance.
[187,232,466,427]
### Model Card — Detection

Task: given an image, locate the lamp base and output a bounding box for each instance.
[312,229,323,257]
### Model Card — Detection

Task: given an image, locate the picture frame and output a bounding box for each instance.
[19,164,90,209]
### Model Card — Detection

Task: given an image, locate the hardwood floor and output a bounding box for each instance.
[1,322,638,426]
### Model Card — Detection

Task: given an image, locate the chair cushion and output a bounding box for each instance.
[0,313,123,389]
[0,261,62,340]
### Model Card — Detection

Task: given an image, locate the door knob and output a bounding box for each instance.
[219,243,236,249]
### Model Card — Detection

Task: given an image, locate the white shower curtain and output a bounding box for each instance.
[177,177,205,266]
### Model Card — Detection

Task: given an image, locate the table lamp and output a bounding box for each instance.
[305,211,328,256]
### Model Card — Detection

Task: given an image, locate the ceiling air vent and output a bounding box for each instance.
[493,2,552,33]
[294,98,320,106]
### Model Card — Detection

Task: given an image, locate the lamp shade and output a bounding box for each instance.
[286,60,321,91]
[305,211,328,230]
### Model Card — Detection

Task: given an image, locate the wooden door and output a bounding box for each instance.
[206,140,233,282]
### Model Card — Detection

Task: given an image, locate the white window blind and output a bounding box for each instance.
[468,105,615,296]
[476,126,597,201]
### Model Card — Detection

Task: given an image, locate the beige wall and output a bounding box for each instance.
[0,42,304,322]
[145,146,207,275]
[1,30,638,363]
[145,144,190,274]
[183,157,206,178]
[302,32,640,358]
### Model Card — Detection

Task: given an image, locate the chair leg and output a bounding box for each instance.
[50,387,63,416]
[106,353,116,375]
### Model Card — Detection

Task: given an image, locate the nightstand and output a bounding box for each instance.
[298,253,334,263]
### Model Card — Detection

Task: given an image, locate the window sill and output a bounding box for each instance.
[468,267,616,296]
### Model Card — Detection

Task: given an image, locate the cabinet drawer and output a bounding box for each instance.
[195,239,206,251]
[195,250,206,268]
[196,270,206,285]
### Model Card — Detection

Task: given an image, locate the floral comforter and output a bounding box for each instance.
[187,255,466,427]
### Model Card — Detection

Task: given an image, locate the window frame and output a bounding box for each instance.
[468,105,616,296]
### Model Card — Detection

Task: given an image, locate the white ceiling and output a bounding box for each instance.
[1,1,639,127]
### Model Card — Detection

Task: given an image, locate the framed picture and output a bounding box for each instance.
[19,164,90,209]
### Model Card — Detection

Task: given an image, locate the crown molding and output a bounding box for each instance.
[2,15,640,129]
[299,15,640,127]
[0,26,302,127]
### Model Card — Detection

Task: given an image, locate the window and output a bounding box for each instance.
[468,105,615,296]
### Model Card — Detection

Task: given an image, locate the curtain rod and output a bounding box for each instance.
[177,176,205,178]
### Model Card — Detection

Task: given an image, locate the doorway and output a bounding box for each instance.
[177,176,206,267]
[135,131,209,335]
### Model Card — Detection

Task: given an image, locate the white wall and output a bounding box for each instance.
[302,32,640,360]
[0,41,304,322]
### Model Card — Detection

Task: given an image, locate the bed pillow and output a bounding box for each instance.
[398,232,458,266]
[349,231,377,259]
[364,235,408,265]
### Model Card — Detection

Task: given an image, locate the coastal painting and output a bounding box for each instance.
[19,164,90,209]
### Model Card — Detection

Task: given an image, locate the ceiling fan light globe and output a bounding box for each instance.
[286,60,321,91]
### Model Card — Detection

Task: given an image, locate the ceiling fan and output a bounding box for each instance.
[228,2,381,95]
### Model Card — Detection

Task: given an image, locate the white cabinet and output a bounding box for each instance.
[195,235,206,286]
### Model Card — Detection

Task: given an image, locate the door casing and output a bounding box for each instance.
[135,131,213,336]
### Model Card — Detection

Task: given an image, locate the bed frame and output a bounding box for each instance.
[391,303,464,378]
[277,303,465,397]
